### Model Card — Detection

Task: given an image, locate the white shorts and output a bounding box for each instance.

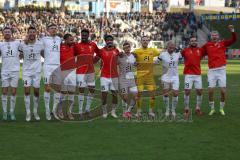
[44,65,62,85]
[119,77,138,94]
[1,71,19,88]
[184,75,202,90]
[62,70,77,92]
[208,68,226,88]
[77,73,95,87]
[100,77,118,92]
[23,72,41,88]
[162,78,179,91]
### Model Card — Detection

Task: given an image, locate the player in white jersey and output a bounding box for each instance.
[0,27,20,121]
[19,26,44,122]
[118,42,138,119]
[41,24,62,120]
[154,41,182,118]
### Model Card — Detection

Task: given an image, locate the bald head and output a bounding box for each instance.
[167,41,176,54]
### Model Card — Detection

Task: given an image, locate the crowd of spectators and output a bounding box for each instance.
[0,6,201,48]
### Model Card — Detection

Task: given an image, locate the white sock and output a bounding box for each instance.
[10,96,16,113]
[163,96,170,111]
[122,100,128,112]
[24,95,30,114]
[53,93,61,113]
[196,95,202,109]
[220,101,225,109]
[172,96,178,112]
[78,95,84,114]
[184,95,190,110]
[209,101,214,110]
[44,92,50,113]
[33,96,39,114]
[128,99,135,112]
[102,104,107,114]
[85,93,93,112]
[68,95,75,113]
[2,95,7,113]
[112,104,117,111]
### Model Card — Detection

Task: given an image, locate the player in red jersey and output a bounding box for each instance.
[59,33,76,120]
[95,35,119,118]
[202,25,237,116]
[74,29,99,116]
[181,37,205,118]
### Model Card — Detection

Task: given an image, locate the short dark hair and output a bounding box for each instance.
[47,23,57,29]
[2,26,12,32]
[28,26,36,32]
[189,36,197,40]
[123,41,131,47]
[81,29,90,34]
[63,33,72,40]
[104,34,114,41]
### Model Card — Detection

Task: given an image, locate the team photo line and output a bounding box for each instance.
[0,23,237,122]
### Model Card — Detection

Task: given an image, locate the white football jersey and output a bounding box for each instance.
[19,40,44,74]
[41,36,61,66]
[118,53,136,79]
[0,40,20,72]
[158,51,182,80]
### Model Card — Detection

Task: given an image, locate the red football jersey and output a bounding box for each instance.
[202,32,237,69]
[60,44,76,71]
[74,42,99,74]
[97,47,119,78]
[181,47,204,75]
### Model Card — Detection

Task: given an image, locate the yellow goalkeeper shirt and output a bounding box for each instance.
[133,47,160,76]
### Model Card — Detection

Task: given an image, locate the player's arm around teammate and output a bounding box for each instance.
[59,33,77,120]
[202,25,237,116]
[97,35,119,118]
[181,37,205,119]
[74,29,99,116]
[133,36,159,118]
[0,27,20,121]
[156,41,182,119]
[19,26,43,121]
[118,42,138,119]
[41,24,62,120]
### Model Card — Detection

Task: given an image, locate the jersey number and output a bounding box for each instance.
[144,56,150,61]
[6,50,13,56]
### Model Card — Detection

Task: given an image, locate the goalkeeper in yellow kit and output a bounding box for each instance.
[133,36,160,118]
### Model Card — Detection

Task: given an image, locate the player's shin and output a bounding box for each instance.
[85,93,93,112]
[78,94,84,114]
[163,96,170,113]
[209,101,215,110]
[68,94,75,113]
[1,95,7,114]
[33,95,40,120]
[196,95,202,109]
[122,99,128,112]
[10,95,16,120]
[53,92,61,113]
[10,95,16,114]
[184,95,190,110]
[24,95,31,115]
[172,96,178,115]
[44,92,50,114]
[150,98,155,110]
[128,99,136,112]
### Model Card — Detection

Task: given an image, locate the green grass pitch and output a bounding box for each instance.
[0,60,240,160]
